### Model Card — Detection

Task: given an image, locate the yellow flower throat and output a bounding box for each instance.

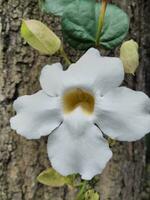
[63,88,95,115]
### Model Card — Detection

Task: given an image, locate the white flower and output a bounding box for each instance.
[10,48,150,180]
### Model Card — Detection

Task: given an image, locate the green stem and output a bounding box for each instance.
[60,45,71,67]
[75,180,88,200]
[95,0,107,46]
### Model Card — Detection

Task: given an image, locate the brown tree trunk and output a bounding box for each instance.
[0,0,149,199]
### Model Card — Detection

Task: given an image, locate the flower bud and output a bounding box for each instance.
[21,19,61,55]
[120,39,139,75]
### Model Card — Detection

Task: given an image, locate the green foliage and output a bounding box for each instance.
[39,0,74,16]
[84,189,100,200]
[37,168,74,187]
[62,0,96,50]
[21,20,61,55]
[62,0,129,50]
[39,0,129,50]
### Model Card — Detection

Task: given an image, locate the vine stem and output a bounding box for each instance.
[59,45,71,67]
[95,0,108,46]
[75,180,88,200]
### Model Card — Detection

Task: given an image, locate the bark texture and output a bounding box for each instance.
[0,0,150,200]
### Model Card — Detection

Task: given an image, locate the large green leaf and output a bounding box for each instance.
[39,0,74,16]
[37,168,74,187]
[62,0,129,50]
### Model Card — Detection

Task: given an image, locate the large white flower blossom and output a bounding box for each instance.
[10,48,150,180]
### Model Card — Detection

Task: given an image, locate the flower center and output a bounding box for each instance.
[63,88,95,115]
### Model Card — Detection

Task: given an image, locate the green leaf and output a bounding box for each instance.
[39,0,74,16]
[84,189,100,200]
[62,0,129,50]
[37,168,74,187]
[21,19,61,55]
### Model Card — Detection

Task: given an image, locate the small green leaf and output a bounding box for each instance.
[62,0,129,50]
[84,189,100,200]
[21,19,61,55]
[39,0,74,16]
[37,168,74,187]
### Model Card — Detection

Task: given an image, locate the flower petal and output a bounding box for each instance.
[40,63,63,96]
[95,87,150,141]
[40,48,124,96]
[64,48,124,94]
[10,90,62,139]
[47,108,112,180]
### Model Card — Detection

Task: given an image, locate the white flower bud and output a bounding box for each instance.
[21,20,61,55]
[120,39,139,75]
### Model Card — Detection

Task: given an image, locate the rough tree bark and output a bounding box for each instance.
[0,0,150,200]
